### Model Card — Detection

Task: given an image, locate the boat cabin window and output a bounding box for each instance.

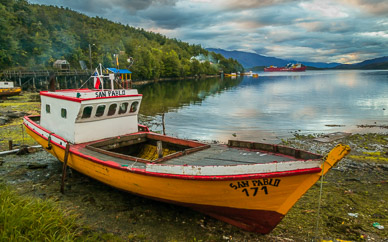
[108,103,117,116]
[130,101,139,113]
[118,102,128,114]
[95,105,105,117]
[61,108,67,119]
[46,104,51,113]
[81,106,93,119]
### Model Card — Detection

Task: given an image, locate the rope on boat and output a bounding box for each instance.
[314,158,325,240]
[46,132,54,150]
[60,142,71,194]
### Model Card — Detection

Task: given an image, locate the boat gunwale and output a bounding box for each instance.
[24,115,323,181]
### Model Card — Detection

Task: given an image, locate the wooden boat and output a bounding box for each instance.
[23,66,350,234]
[0,81,21,99]
[252,73,259,78]
[241,71,253,76]
[264,63,306,72]
[224,72,237,77]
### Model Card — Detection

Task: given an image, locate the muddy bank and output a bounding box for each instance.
[1,133,387,241]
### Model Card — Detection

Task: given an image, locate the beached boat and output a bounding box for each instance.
[0,81,21,99]
[264,63,306,72]
[23,66,349,234]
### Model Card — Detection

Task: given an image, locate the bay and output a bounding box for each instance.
[137,70,388,143]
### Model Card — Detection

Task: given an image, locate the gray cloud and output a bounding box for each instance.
[28,0,388,63]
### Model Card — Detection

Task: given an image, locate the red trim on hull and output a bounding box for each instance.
[191,205,284,234]
[132,192,284,234]
[264,66,306,72]
[131,167,321,181]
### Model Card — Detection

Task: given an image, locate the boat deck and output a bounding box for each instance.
[77,143,298,169]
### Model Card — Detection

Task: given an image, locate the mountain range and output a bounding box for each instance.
[207,48,388,70]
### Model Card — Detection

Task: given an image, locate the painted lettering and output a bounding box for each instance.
[238,181,249,188]
[229,178,281,196]
[95,91,126,98]
[242,189,249,196]
[229,183,238,190]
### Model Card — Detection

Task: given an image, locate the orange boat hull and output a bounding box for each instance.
[24,118,349,234]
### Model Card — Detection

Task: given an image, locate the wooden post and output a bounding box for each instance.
[60,142,71,194]
[162,113,166,135]
[8,140,13,150]
[157,140,163,158]
[48,72,56,92]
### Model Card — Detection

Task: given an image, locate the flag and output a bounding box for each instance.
[93,70,101,89]
[94,77,101,89]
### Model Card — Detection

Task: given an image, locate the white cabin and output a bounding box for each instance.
[40,89,142,144]
[0,81,15,88]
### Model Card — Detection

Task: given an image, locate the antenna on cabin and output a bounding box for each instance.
[109,73,115,90]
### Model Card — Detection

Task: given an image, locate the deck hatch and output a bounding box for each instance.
[86,133,210,163]
[227,140,322,160]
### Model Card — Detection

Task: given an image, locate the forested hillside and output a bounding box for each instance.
[0,0,243,79]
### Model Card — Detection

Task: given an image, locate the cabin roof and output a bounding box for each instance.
[53,60,70,65]
[40,89,141,102]
[107,68,132,74]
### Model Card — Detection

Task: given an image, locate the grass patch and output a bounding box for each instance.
[0,92,40,151]
[0,183,120,241]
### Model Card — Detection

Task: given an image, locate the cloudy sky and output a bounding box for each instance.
[29,0,388,64]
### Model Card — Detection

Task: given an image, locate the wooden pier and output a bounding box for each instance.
[1,69,93,91]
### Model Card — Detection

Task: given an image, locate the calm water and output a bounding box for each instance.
[137,70,388,143]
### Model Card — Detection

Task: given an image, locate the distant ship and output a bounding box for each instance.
[264,63,306,72]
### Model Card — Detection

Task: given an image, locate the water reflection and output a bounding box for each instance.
[137,70,388,143]
[137,77,243,115]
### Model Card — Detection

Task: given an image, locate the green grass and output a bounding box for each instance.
[0,183,79,241]
[0,183,122,241]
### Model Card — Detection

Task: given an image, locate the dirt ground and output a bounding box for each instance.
[0,93,387,241]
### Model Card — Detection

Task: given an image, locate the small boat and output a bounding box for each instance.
[224,72,237,77]
[0,81,21,99]
[241,71,252,76]
[264,63,306,72]
[24,65,349,234]
[252,73,259,78]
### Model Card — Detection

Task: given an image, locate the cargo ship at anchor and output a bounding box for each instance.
[264,63,306,72]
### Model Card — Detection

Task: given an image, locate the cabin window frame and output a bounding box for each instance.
[46,104,51,114]
[95,105,106,117]
[107,103,118,116]
[61,108,67,119]
[118,102,129,115]
[129,101,139,113]
[81,106,93,119]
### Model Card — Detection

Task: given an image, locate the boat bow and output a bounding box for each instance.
[321,144,351,175]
